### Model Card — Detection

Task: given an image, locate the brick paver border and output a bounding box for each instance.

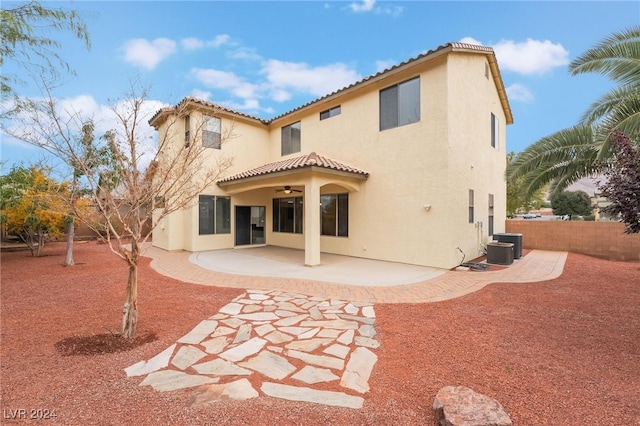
[144,246,568,304]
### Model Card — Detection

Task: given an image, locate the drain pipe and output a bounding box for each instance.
[476,220,484,256]
[456,246,465,266]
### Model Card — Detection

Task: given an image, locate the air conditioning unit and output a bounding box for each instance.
[487,242,514,265]
[493,233,523,259]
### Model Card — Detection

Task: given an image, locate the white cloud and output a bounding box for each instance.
[459,37,483,46]
[206,34,231,48]
[123,38,177,70]
[189,89,213,101]
[231,47,262,61]
[107,98,167,167]
[261,60,362,97]
[349,0,404,16]
[182,35,231,51]
[493,39,569,75]
[4,94,168,169]
[350,0,376,12]
[224,99,261,111]
[269,88,292,102]
[191,68,261,100]
[181,37,204,50]
[461,36,569,75]
[190,58,361,113]
[506,83,534,103]
[57,94,103,119]
[375,60,396,73]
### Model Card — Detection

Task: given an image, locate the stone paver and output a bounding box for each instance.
[140,370,219,392]
[177,320,219,344]
[125,343,176,377]
[238,350,296,380]
[171,345,207,370]
[192,379,259,405]
[340,347,378,393]
[292,365,340,384]
[261,382,364,409]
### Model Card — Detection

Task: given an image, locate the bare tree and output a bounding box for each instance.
[6,80,234,338]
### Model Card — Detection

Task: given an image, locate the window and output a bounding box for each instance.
[281,121,301,156]
[488,194,494,236]
[184,114,191,148]
[272,197,303,234]
[154,196,166,209]
[320,106,341,120]
[199,195,230,235]
[380,77,420,131]
[321,194,349,237]
[468,190,474,224]
[491,113,499,149]
[203,115,222,149]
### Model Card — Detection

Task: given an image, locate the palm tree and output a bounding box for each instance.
[507,26,640,197]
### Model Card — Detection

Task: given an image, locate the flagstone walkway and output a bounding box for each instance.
[126,289,379,409]
[128,247,568,408]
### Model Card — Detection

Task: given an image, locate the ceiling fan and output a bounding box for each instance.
[275,185,302,194]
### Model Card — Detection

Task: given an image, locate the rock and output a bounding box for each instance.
[433,386,512,426]
[340,346,377,393]
[261,382,364,409]
[124,343,176,377]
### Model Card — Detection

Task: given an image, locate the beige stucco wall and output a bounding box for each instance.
[445,53,507,265]
[153,50,509,269]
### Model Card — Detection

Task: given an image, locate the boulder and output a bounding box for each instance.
[433,385,512,426]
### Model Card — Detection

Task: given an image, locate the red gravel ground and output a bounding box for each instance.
[1,241,639,425]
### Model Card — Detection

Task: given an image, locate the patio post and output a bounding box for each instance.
[304,177,321,266]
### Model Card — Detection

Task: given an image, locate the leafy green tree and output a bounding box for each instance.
[506,152,547,214]
[550,190,593,219]
[64,121,121,266]
[0,1,90,99]
[598,133,640,233]
[0,164,72,256]
[507,26,640,197]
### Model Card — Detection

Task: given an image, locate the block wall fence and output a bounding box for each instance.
[505,221,640,261]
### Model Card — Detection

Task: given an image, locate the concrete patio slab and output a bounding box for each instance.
[190,247,446,286]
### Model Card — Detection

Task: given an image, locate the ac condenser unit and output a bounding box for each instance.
[486,242,514,265]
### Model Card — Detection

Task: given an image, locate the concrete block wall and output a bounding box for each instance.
[505,221,640,261]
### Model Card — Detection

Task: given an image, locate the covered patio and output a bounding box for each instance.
[218,152,369,266]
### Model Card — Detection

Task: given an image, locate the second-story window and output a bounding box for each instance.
[491,113,499,149]
[184,114,191,148]
[380,77,420,131]
[281,121,301,156]
[203,115,221,149]
[320,106,341,120]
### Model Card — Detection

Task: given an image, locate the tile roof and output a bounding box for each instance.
[148,97,268,127]
[269,42,500,122]
[217,152,369,184]
[149,41,512,127]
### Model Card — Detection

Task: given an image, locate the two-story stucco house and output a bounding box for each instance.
[149,42,513,270]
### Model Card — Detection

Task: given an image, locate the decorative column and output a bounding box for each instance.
[304,177,321,266]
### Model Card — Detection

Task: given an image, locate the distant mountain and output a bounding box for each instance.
[567,177,602,196]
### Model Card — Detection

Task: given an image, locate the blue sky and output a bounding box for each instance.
[2,0,639,169]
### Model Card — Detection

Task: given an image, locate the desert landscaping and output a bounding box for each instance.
[1,241,639,425]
